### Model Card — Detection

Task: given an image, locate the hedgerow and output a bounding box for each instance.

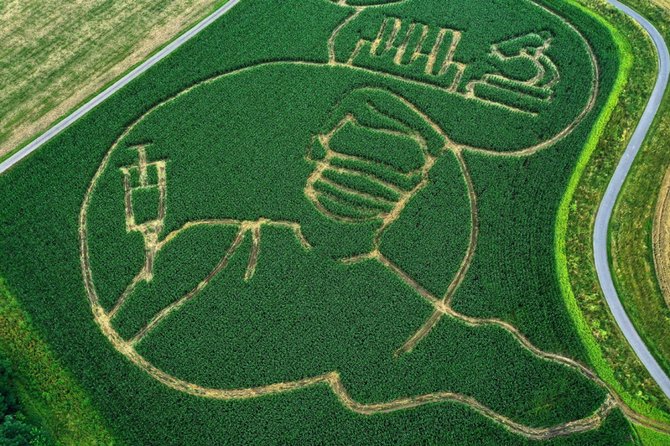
[0,352,53,446]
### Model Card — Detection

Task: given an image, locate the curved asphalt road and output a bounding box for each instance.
[0,0,241,174]
[596,0,670,399]
[0,0,668,403]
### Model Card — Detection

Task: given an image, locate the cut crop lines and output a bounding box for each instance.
[81,72,614,441]
[79,72,619,440]
[83,223,626,442]
[460,18,599,158]
[120,145,167,281]
[305,112,434,224]
[86,139,313,343]
[130,225,245,346]
[345,16,464,92]
[395,148,479,355]
[377,246,670,437]
[73,0,662,440]
[329,4,571,116]
[465,33,559,114]
[126,218,310,345]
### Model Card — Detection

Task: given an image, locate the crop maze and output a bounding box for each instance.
[76,0,670,440]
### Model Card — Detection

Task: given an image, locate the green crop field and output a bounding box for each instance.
[0,0,658,443]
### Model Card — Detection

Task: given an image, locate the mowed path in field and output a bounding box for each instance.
[0,0,224,158]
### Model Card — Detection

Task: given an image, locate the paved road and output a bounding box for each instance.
[0,0,241,175]
[596,0,670,399]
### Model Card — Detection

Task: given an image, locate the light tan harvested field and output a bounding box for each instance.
[0,0,220,157]
[653,167,670,308]
[651,0,670,10]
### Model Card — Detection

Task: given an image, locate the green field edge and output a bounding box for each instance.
[556,0,670,428]
[634,422,670,446]
[0,280,115,445]
[0,0,231,166]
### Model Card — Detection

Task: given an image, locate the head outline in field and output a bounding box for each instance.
[326,0,599,157]
[78,0,610,438]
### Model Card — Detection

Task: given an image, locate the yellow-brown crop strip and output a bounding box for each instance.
[652,166,670,308]
[73,0,670,438]
[0,0,228,157]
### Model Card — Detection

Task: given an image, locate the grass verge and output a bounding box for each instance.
[634,423,670,445]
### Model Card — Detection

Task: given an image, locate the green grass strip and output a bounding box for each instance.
[634,423,670,445]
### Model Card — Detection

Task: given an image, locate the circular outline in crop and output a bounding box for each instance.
[79,0,606,438]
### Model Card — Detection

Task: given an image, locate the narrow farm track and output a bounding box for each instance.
[652,167,670,306]
[595,0,670,399]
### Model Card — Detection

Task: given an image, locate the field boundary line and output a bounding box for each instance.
[0,0,242,175]
[555,0,670,428]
